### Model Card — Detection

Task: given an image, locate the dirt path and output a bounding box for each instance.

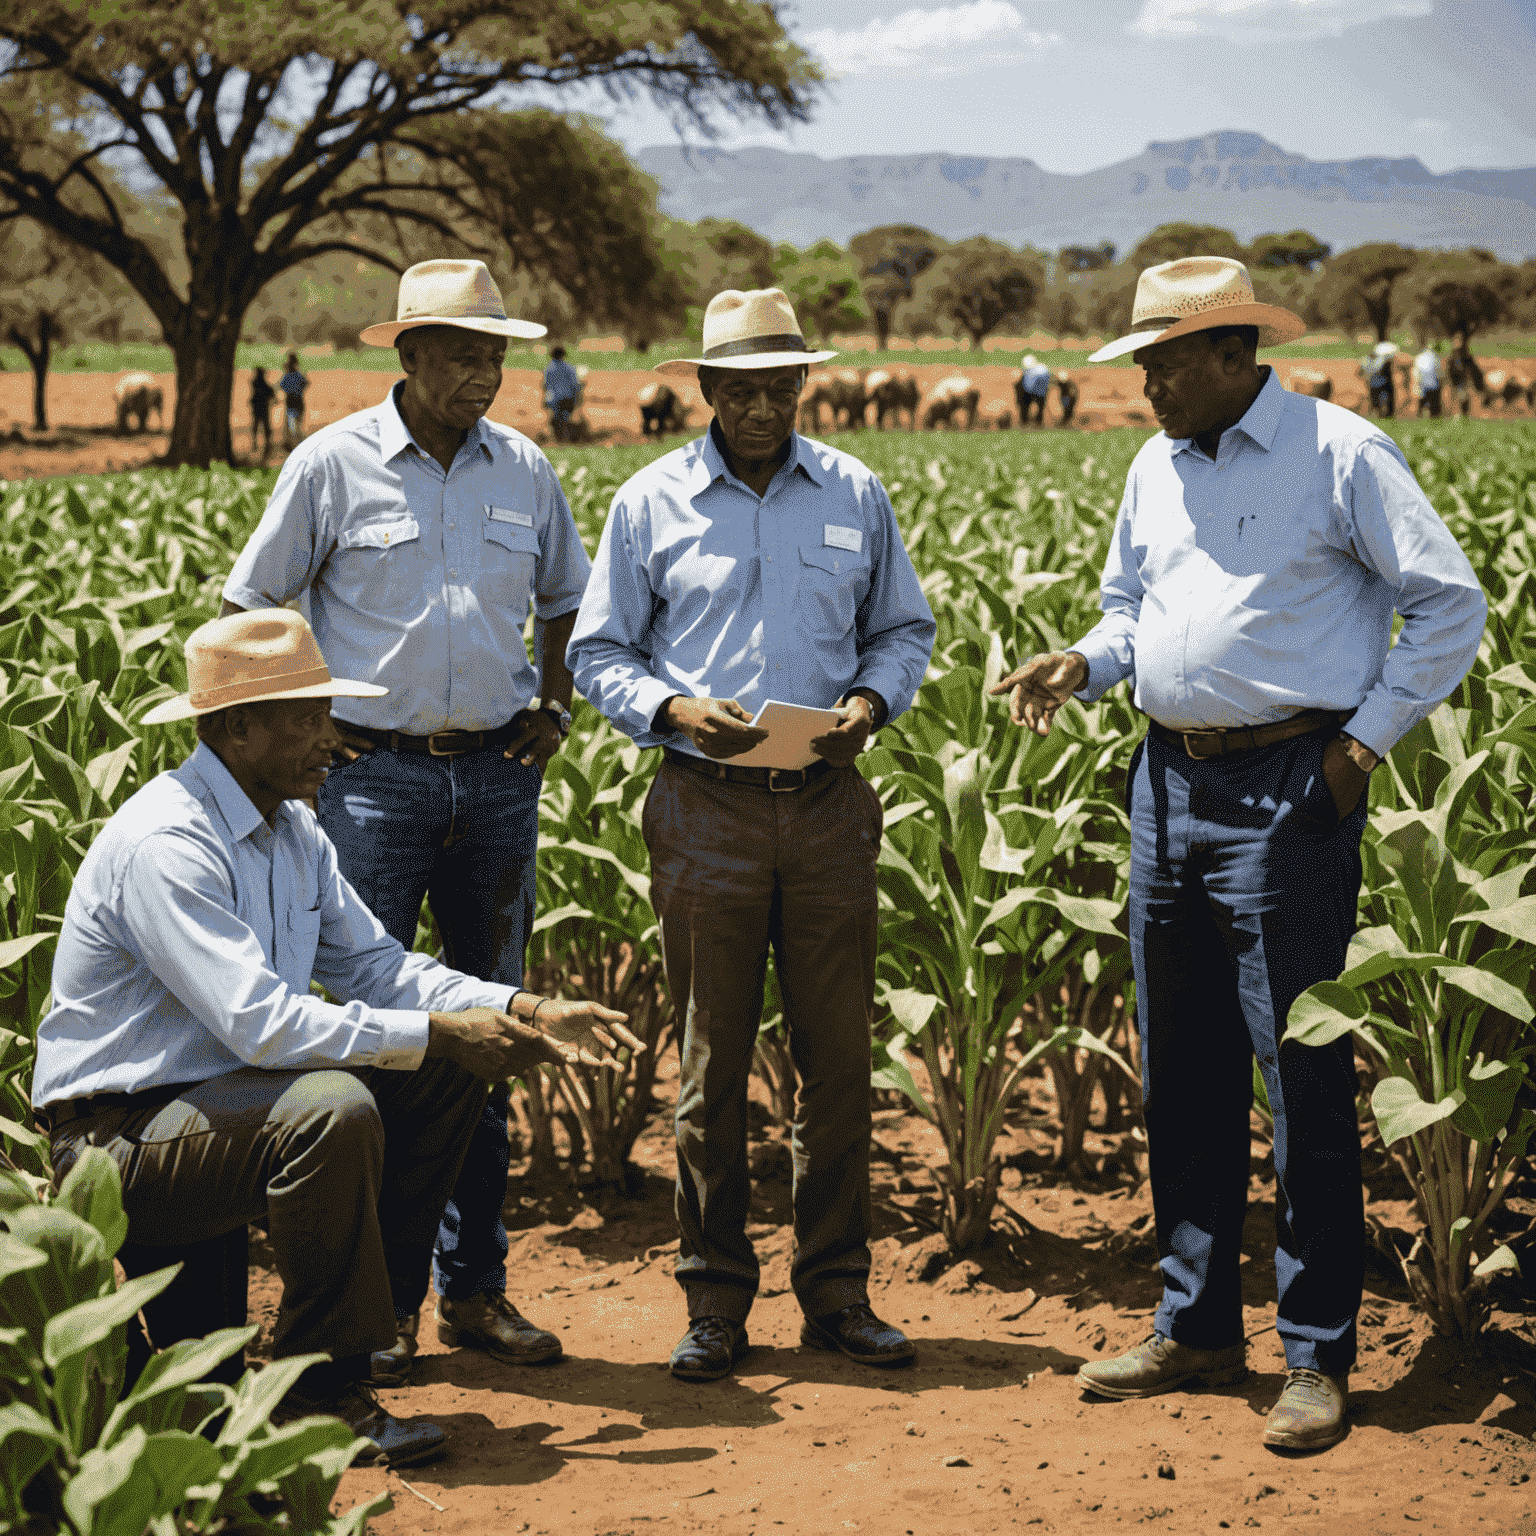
[4,359,1531,481]
[233,1064,1536,1536]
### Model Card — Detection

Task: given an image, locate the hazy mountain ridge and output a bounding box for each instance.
[636,131,1536,260]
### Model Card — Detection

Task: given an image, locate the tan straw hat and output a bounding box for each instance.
[653,288,838,377]
[1089,256,1306,363]
[359,259,547,346]
[141,610,386,725]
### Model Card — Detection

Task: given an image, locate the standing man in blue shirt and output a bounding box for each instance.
[223,260,592,1386]
[543,345,584,442]
[570,289,936,1383]
[992,258,1486,1450]
[1015,353,1052,426]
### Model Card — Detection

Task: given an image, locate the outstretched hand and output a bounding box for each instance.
[531,997,644,1068]
[988,651,1089,737]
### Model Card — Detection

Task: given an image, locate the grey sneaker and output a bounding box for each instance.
[1077,1332,1247,1400]
[1263,1368,1348,1450]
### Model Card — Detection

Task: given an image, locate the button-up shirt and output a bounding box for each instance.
[1021,362,1052,397]
[1071,368,1486,756]
[224,384,591,735]
[1415,349,1442,390]
[543,358,582,405]
[33,745,512,1108]
[568,426,936,754]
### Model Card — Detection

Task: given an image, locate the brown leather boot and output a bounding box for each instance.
[1263,1368,1349,1449]
[435,1292,562,1365]
[369,1310,420,1387]
[1077,1333,1247,1400]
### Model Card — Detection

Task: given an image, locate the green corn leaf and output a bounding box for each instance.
[217,1417,363,1498]
[1285,981,1369,1047]
[0,931,52,970]
[1450,1056,1527,1144]
[1005,885,1125,938]
[0,1400,67,1515]
[1371,1075,1465,1146]
[63,1426,222,1536]
[1450,894,1536,947]
[55,1147,130,1256]
[215,1353,329,1446]
[1433,962,1535,1023]
[883,988,942,1034]
[42,1263,181,1370]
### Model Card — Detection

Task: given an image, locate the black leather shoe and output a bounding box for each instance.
[275,1380,447,1469]
[669,1316,749,1381]
[369,1309,420,1386]
[801,1303,915,1368]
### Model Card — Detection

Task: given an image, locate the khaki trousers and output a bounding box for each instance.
[50,1060,488,1363]
[643,758,883,1323]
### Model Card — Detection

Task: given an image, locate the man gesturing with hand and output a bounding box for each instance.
[993,258,1485,1452]
[570,289,934,1383]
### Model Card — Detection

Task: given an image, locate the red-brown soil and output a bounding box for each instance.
[3,358,1532,481]
[232,1058,1536,1536]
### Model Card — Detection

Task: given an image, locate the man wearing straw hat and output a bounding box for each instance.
[992,257,1486,1449]
[32,609,635,1466]
[570,289,936,1382]
[222,259,593,1384]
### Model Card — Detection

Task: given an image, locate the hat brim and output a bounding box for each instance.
[360,315,548,346]
[140,678,388,726]
[654,348,839,378]
[1087,303,1307,363]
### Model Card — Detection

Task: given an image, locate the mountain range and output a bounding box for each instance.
[636,131,1536,261]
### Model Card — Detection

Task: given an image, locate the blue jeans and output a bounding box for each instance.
[1128,730,1368,1375]
[318,745,540,1306]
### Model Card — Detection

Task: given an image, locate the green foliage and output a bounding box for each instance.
[848,226,946,349]
[1247,230,1331,269]
[0,1149,387,1535]
[1315,242,1421,343]
[913,238,1044,349]
[1394,250,1514,343]
[1127,223,1245,269]
[772,240,869,344]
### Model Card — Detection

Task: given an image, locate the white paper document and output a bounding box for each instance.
[728,699,844,770]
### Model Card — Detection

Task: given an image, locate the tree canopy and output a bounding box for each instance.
[1127,223,1244,270]
[916,237,1043,348]
[1315,242,1420,342]
[1248,230,1331,270]
[1395,252,1511,343]
[848,225,944,350]
[0,0,818,462]
[772,239,868,344]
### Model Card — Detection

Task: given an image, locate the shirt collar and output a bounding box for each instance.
[694,422,825,494]
[377,381,494,466]
[184,742,276,844]
[1168,365,1284,459]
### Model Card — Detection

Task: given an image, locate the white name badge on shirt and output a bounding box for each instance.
[487,506,533,527]
[824,524,862,553]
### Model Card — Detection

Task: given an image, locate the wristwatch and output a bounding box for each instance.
[541,702,572,738]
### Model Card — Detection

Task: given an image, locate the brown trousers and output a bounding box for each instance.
[643,758,883,1323]
[50,1060,488,1363]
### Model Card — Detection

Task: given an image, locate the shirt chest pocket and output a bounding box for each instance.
[333,518,422,606]
[480,519,540,609]
[277,905,322,995]
[797,544,870,639]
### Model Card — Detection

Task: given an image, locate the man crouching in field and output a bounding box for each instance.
[32,610,635,1468]
[569,288,936,1383]
[992,257,1485,1450]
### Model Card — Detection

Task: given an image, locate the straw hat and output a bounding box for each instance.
[654,288,837,378]
[359,259,547,347]
[141,610,386,724]
[1088,257,1306,363]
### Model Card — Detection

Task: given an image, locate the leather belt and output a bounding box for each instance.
[663,747,835,793]
[35,1080,200,1137]
[1147,709,1350,761]
[348,721,520,757]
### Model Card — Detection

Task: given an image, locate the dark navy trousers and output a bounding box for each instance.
[318,744,540,1309]
[1128,728,1368,1375]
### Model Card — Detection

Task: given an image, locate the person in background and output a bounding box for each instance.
[280,352,310,448]
[1447,337,1483,418]
[250,367,275,461]
[32,609,633,1468]
[1362,340,1396,418]
[1056,370,1080,427]
[569,288,936,1386]
[1413,342,1443,418]
[1015,353,1052,426]
[223,259,594,1389]
[543,346,583,442]
[993,256,1485,1452]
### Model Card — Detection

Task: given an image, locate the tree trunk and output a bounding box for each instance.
[166,310,242,466]
[872,304,893,352]
[6,316,52,431]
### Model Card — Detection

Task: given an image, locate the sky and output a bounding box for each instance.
[574,0,1536,175]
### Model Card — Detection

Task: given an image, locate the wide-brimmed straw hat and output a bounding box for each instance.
[141,610,386,724]
[654,288,837,378]
[359,259,547,347]
[1088,257,1306,363]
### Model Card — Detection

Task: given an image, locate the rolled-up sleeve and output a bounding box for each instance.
[568,496,680,745]
[850,481,936,724]
[1338,438,1487,755]
[223,454,327,609]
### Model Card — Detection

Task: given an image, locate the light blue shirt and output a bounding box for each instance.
[1021,362,1052,396]
[1071,368,1486,757]
[224,384,591,735]
[543,359,582,403]
[1415,349,1442,390]
[568,426,936,753]
[34,745,512,1107]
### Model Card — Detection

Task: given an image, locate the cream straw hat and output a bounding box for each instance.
[1088,256,1306,363]
[141,610,386,725]
[359,259,547,346]
[654,288,838,377]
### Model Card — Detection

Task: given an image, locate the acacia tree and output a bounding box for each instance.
[1316,242,1419,343]
[773,239,867,344]
[0,2,817,464]
[1394,251,1510,344]
[917,237,1042,349]
[848,224,944,350]
[1127,222,1243,269]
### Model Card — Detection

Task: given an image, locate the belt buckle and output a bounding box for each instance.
[767,768,803,793]
[1182,730,1222,760]
[427,730,469,756]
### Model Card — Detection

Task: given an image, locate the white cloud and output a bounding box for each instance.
[1411,117,1450,132]
[804,2,1061,76]
[1129,0,1431,43]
